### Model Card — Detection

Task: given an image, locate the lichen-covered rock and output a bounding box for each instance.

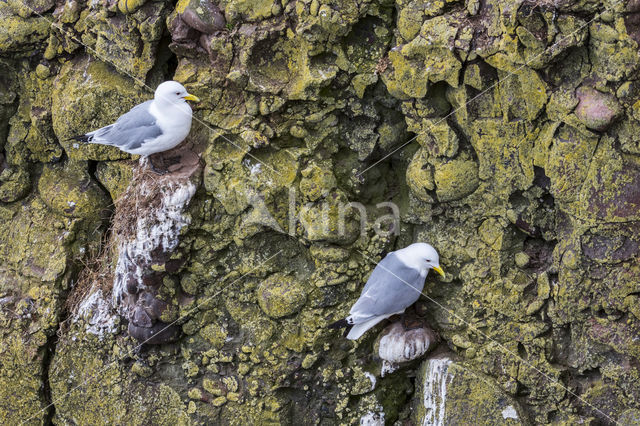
[81,2,170,79]
[299,191,360,243]
[580,140,640,223]
[225,0,275,22]
[1,193,102,287]
[470,119,535,196]
[433,155,479,202]
[416,120,458,158]
[51,332,191,424]
[38,162,110,219]
[256,273,307,319]
[176,0,226,34]
[5,66,61,165]
[95,160,135,200]
[0,166,31,203]
[0,287,61,425]
[575,86,622,131]
[117,0,147,15]
[299,160,337,202]
[413,357,524,425]
[0,5,50,55]
[385,15,462,98]
[3,0,640,424]
[546,124,598,210]
[406,148,435,202]
[0,73,18,146]
[619,409,640,425]
[51,58,148,161]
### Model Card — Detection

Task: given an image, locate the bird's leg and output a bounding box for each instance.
[147,156,168,175]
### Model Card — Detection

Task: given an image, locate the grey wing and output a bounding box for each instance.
[90,100,163,151]
[349,253,425,322]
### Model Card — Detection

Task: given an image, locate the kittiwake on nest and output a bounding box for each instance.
[70,81,200,174]
[329,243,445,340]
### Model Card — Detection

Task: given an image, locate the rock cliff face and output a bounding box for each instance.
[2,0,640,424]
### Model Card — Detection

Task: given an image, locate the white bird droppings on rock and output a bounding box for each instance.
[364,371,376,392]
[422,357,454,426]
[77,289,118,338]
[502,405,518,420]
[360,409,385,426]
[380,360,399,377]
[112,180,196,308]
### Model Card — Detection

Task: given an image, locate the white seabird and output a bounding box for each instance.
[70,81,200,173]
[329,243,445,340]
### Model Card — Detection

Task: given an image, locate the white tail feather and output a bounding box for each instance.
[346,316,388,340]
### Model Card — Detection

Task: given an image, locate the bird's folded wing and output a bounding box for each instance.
[349,255,424,321]
[90,100,163,150]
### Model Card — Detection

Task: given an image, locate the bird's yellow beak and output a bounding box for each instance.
[432,265,445,278]
[183,93,200,102]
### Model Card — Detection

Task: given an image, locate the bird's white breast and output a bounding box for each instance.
[134,100,192,156]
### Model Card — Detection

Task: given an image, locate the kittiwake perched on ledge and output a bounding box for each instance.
[329,243,445,340]
[70,81,200,174]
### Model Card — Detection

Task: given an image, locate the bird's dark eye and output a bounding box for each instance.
[426,259,431,262]
[175,92,180,95]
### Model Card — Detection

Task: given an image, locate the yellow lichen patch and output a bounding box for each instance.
[406,148,434,202]
[478,218,508,251]
[470,119,536,197]
[433,154,479,202]
[203,378,226,396]
[299,191,360,243]
[0,166,30,203]
[418,120,459,158]
[38,162,111,219]
[175,0,189,14]
[225,298,275,344]
[256,273,308,319]
[51,331,191,424]
[495,67,548,121]
[0,9,50,53]
[5,66,61,165]
[546,124,598,210]
[0,287,61,425]
[299,160,337,201]
[0,195,88,287]
[117,0,147,14]
[200,324,228,349]
[385,15,462,99]
[225,0,274,21]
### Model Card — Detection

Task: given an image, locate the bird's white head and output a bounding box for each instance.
[154,81,200,105]
[400,243,445,278]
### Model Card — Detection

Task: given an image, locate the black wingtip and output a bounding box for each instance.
[67,134,90,143]
[328,319,353,338]
[342,324,353,338]
[328,318,348,329]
